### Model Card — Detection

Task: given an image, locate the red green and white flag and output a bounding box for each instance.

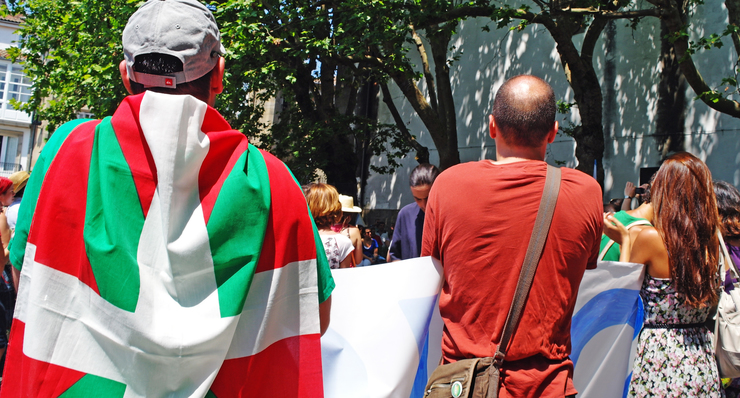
[2,92,333,397]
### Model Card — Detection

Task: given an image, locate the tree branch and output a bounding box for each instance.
[657,3,740,117]
[582,17,607,61]
[410,26,439,112]
[417,5,549,28]
[564,8,660,19]
[379,81,429,164]
[726,0,740,60]
[531,0,548,10]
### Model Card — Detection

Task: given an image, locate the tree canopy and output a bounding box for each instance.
[5,0,740,197]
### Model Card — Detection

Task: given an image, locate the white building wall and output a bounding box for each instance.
[0,20,18,49]
[0,17,34,175]
[366,1,738,210]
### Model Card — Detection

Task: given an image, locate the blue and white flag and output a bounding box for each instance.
[321,257,444,398]
[571,261,645,398]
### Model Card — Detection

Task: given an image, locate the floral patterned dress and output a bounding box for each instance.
[628,274,724,397]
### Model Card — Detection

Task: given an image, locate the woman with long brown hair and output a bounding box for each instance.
[604,152,723,397]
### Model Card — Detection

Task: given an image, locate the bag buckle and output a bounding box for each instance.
[492,352,505,368]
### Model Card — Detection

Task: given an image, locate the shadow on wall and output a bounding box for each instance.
[369,2,737,210]
[603,0,734,200]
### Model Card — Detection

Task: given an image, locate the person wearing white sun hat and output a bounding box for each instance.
[335,194,363,265]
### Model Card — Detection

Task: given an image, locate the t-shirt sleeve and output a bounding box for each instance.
[586,183,604,270]
[389,215,403,261]
[421,187,439,260]
[337,235,354,261]
[10,119,92,270]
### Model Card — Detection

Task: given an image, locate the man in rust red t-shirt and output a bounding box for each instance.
[421,75,602,398]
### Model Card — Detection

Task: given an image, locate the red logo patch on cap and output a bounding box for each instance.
[165,78,174,87]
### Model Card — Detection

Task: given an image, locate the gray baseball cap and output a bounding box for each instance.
[122,0,225,89]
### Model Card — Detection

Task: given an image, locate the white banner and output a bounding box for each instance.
[321,258,644,398]
[321,257,444,398]
[571,261,645,398]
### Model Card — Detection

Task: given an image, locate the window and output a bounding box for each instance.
[0,63,32,111]
[0,64,7,109]
[8,66,32,106]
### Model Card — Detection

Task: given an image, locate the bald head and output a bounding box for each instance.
[492,75,556,148]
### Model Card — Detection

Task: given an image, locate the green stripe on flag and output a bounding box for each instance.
[83,117,142,312]
[281,160,333,303]
[57,374,126,397]
[310,212,333,304]
[205,391,218,398]
[10,119,94,270]
[208,144,271,317]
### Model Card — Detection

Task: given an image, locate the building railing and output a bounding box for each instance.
[0,163,22,177]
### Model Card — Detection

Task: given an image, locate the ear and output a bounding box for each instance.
[546,121,558,144]
[211,56,225,95]
[207,57,226,106]
[119,60,134,95]
[488,114,497,139]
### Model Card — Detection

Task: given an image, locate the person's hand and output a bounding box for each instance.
[603,212,629,244]
[624,181,635,198]
[636,183,649,198]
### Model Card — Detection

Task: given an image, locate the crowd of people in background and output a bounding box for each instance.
[304,163,441,270]
[0,171,29,379]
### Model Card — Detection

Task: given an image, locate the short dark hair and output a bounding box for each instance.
[409,163,440,188]
[714,180,740,240]
[492,75,556,147]
[129,53,214,103]
[641,180,652,204]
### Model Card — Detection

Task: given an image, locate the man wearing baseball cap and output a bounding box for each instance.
[2,1,334,396]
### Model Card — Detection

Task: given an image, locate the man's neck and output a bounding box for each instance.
[492,144,547,165]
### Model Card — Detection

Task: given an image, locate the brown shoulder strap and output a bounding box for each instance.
[492,165,561,367]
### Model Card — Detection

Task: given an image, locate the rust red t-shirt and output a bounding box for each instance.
[421,160,602,398]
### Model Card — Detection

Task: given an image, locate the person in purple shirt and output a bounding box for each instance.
[715,181,740,282]
[714,180,740,396]
[388,163,440,261]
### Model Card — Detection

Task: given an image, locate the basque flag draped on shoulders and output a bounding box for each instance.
[2,92,331,398]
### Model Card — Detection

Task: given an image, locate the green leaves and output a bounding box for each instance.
[6,0,141,131]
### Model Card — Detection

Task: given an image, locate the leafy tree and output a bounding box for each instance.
[5,0,417,197]
[645,0,740,118]
[215,0,424,196]
[11,0,736,197]
[4,0,138,131]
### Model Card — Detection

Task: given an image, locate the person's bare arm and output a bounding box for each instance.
[319,295,331,336]
[11,265,19,292]
[349,227,362,264]
[0,212,10,265]
[622,182,635,211]
[339,252,353,269]
[630,227,670,278]
[603,213,631,262]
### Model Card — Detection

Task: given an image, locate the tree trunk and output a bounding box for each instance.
[726,0,740,58]
[656,11,687,157]
[324,133,359,197]
[546,16,605,187]
[387,25,460,171]
[428,25,460,170]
